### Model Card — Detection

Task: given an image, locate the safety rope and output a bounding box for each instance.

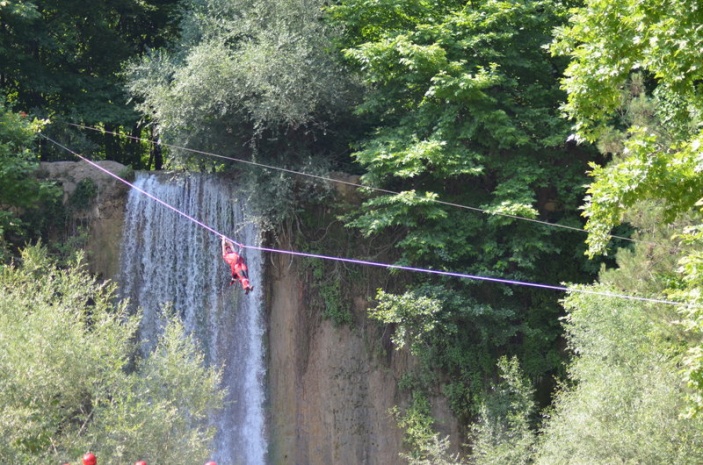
[66,123,641,245]
[41,134,688,308]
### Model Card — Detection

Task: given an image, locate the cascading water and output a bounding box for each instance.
[118,172,267,465]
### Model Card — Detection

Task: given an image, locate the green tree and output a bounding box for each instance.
[0,101,60,260]
[402,434,464,465]
[0,0,181,166]
[126,0,359,169]
[370,288,443,355]
[532,203,703,464]
[329,0,598,429]
[0,245,223,463]
[551,0,703,147]
[550,0,703,256]
[469,357,536,465]
[551,0,703,411]
[330,0,587,264]
[534,287,703,464]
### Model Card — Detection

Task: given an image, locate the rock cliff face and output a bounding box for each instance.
[40,160,129,279]
[265,179,460,464]
[267,246,409,464]
[266,254,461,465]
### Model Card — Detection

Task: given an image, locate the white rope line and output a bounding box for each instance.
[66,123,640,244]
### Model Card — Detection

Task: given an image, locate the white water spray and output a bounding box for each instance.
[119,173,267,465]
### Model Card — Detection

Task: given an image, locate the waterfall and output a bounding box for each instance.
[118,172,267,465]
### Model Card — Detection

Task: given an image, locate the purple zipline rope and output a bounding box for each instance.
[41,134,688,308]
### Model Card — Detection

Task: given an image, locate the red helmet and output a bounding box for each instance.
[135,461,148,465]
[204,462,218,465]
[82,452,97,465]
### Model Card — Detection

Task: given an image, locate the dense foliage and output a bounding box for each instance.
[531,202,703,464]
[551,0,703,256]
[552,0,703,416]
[0,0,180,165]
[126,0,360,169]
[0,245,223,463]
[328,0,599,426]
[0,102,61,260]
[535,290,703,464]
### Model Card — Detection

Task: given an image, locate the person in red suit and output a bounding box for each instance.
[221,236,254,294]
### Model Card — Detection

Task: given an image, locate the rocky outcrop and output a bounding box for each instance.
[266,184,461,464]
[266,245,461,464]
[39,160,129,279]
[267,246,405,465]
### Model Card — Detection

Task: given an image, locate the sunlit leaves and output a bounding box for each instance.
[665,225,703,414]
[582,126,703,256]
[0,103,57,259]
[336,0,579,263]
[552,0,703,142]
[348,189,446,235]
[534,285,703,464]
[127,0,357,158]
[469,356,536,465]
[370,289,443,354]
[553,0,703,411]
[0,246,223,463]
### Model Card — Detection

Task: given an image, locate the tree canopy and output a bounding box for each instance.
[551,0,703,256]
[552,0,703,413]
[327,0,600,426]
[0,101,61,260]
[0,0,181,165]
[533,203,703,463]
[0,0,179,121]
[126,0,360,168]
